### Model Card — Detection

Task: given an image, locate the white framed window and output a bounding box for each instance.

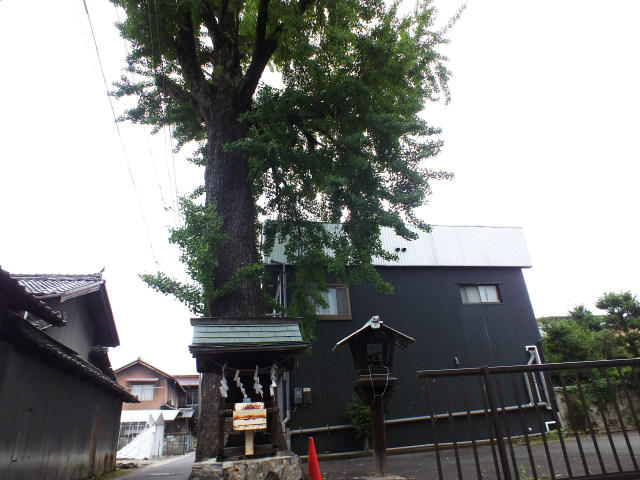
[130,384,155,401]
[459,284,502,304]
[315,285,351,320]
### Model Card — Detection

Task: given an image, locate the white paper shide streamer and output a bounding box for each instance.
[253,365,264,397]
[269,363,277,398]
[219,363,229,398]
[234,369,247,399]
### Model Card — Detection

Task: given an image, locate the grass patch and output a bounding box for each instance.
[87,468,129,479]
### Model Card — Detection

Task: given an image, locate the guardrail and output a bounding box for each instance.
[417,358,640,480]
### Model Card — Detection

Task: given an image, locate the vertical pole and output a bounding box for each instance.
[245,430,255,455]
[370,397,388,477]
[482,366,512,480]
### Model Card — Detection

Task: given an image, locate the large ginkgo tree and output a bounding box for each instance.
[111,0,457,459]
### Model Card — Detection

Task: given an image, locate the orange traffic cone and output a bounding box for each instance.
[308,437,322,480]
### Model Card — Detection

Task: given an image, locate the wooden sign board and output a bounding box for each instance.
[232,402,267,431]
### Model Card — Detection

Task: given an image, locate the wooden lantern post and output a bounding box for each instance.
[334,316,415,479]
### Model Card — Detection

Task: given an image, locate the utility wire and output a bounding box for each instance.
[82,0,159,266]
[143,1,184,290]
[151,0,181,217]
[114,4,169,211]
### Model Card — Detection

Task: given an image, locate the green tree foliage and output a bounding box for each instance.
[539,291,640,362]
[596,291,640,357]
[140,197,226,316]
[538,315,600,363]
[111,0,456,337]
[113,0,458,460]
[568,304,602,331]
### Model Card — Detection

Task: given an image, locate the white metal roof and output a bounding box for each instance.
[265,225,532,268]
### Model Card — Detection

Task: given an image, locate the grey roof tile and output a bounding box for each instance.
[11,273,104,298]
[0,267,66,326]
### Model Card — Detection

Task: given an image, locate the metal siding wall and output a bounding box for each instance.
[44,297,95,361]
[288,316,364,454]
[288,266,542,454]
[0,342,123,479]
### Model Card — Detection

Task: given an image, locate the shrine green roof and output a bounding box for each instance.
[190,318,305,348]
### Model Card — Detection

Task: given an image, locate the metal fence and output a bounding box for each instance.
[417,358,640,480]
[163,433,195,456]
[117,421,148,451]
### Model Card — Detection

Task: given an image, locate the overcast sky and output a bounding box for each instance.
[1,1,638,374]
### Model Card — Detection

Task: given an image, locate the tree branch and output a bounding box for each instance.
[255,0,270,47]
[238,0,316,111]
[200,0,222,54]
[297,0,314,15]
[155,74,198,109]
[174,10,216,113]
[238,20,281,109]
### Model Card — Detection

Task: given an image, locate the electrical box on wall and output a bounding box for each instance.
[294,387,303,404]
[293,387,312,405]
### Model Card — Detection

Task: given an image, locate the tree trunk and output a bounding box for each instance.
[204,95,264,319]
[196,372,223,462]
[195,95,266,462]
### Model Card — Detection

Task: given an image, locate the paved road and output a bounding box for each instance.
[114,432,640,479]
[118,453,195,480]
[316,431,640,479]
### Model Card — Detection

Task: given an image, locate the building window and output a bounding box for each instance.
[186,390,198,406]
[131,384,155,401]
[459,284,502,304]
[118,421,148,450]
[315,285,351,320]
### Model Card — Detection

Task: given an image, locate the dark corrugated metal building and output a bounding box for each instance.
[264,225,548,454]
[0,269,137,479]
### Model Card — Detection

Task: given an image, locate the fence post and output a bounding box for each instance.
[482,366,512,480]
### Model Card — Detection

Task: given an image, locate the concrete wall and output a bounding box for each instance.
[555,386,640,433]
[0,341,122,479]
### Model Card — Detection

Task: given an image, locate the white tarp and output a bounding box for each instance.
[117,413,165,459]
[120,409,180,423]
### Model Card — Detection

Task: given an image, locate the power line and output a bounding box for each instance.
[148,0,185,279]
[114,3,171,212]
[82,0,159,266]
[150,0,181,217]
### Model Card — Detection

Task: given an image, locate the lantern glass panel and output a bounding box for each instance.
[367,343,385,369]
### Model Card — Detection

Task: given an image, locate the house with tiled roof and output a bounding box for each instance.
[115,358,187,410]
[114,359,199,456]
[0,267,137,479]
[11,271,120,363]
[174,374,200,409]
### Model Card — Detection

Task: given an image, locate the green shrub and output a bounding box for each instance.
[565,391,589,431]
[345,396,371,444]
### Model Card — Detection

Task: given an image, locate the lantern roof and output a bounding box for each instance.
[332,316,415,351]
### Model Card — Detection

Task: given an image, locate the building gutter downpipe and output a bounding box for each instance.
[281,371,292,450]
[526,345,553,410]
